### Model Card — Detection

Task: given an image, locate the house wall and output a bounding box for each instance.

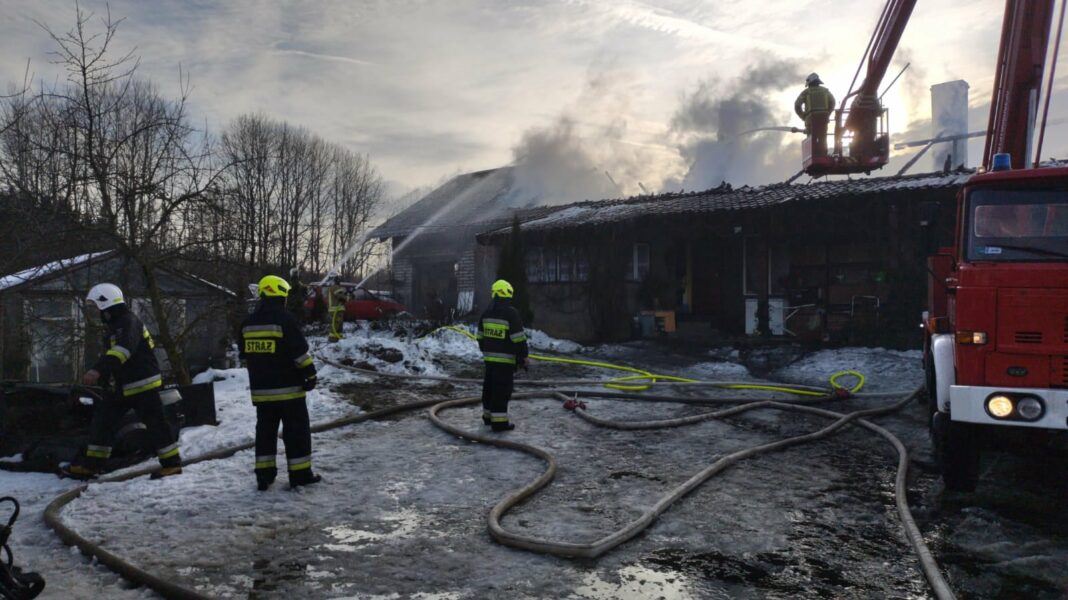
[391,231,484,318]
[484,188,959,346]
[0,255,234,381]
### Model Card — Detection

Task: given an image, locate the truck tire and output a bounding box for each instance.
[931,411,980,492]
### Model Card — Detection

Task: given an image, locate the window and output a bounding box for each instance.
[966,189,1068,261]
[525,250,544,283]
[627,243,650,281]
[559,247,573,282]
[24,298,83,382]
[524,245,592,283]
[544,247,558,282]
[575,250,590,282]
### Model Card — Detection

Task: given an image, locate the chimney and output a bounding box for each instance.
[930,80,969,170]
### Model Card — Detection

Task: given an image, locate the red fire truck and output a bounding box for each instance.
[923,2,1067,491]
[802,0,1066,491]
[925,162,1068,491]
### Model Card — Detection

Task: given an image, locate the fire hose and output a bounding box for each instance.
[42,347,953,600]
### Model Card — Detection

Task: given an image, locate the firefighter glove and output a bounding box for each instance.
[302,376,317,391]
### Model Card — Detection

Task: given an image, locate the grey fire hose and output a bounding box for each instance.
[425,387,954,600]
[44,357,953,600]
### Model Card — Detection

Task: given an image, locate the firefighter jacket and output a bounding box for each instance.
[92,304,163,397]
[794,85,835,120]
[476,299,529,366]
[328,285,347,312]
[286,279,307,314]
[240,297,317,403]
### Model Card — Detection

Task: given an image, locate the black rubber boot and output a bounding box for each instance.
[149,466,183,480]
[289,471,322,489]
[59,463,100,480]
[256,469,275,488]
[491,422,515,432]
[482,410,491,426]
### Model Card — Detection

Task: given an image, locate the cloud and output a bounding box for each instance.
[2,0,1051,195]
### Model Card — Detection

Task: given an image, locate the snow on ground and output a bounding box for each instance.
[3,332,1065,599]
[772,346,924,393]
[313,322,587,380]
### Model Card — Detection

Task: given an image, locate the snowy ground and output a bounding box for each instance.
[1,323,1065,599]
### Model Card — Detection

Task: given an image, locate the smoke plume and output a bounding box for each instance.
[665,57,804,191]
[506,60,667,206]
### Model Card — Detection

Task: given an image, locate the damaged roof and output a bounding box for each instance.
[479,168,974,240]
[370,167,559,240]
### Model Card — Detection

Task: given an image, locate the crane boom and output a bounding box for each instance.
[803,0,916,177]
[844,0,918,128]
[982,0,1056,170]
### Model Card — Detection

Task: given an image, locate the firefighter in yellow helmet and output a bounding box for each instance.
[326,274,348,343]
[476,279,529,431]
[240,275,321,490]
[795,73,836,157]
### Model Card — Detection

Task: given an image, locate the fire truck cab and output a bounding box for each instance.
[925,158,1068,491]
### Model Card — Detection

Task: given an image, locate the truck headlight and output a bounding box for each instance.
[986,395,1014,418]
[1015,397,1044,421]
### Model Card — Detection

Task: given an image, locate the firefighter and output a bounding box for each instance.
[326,274,348,342]
[287,267,307,323]
[241,275,321,490]
[477,279,529,431]
[794,73,836,157]
[61,283,182,480]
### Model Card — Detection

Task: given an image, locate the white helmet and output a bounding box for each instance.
[86,283,125,310]
[806,72,822,86]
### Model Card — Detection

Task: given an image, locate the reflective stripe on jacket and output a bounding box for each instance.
[240,298,317,404]
[476,300,528,365]
[93,306,162,397]
[794,85,835,119]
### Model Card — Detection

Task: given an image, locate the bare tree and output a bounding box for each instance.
[218,113,383,280]
[0,5,225,384]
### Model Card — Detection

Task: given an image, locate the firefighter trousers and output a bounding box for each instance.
[482,362,515,425]
[84,389,181,468]
[328,308,344,341]
[806,114,830,157]
[254,399,313,483]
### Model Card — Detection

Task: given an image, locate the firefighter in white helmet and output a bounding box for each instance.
[61,283,182,479]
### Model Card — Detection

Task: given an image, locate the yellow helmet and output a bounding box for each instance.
[491,279,514,298]
[258,275,291,298]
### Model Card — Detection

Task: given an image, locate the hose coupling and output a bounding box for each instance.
[563,397,587,411]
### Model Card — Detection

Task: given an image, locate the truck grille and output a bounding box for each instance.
[1064,315,1068,344]
[1014,331,1044,344]
[1059,357,1068,387]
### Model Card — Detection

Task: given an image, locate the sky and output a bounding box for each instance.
[2,0,1066,204]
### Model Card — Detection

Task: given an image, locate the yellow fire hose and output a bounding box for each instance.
[418,325,866,396]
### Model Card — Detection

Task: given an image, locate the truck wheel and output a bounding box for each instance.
[931,411,980,492]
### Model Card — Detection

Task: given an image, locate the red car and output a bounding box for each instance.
[305,286,406,320]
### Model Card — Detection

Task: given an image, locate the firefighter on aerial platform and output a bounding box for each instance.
[477,279,529,431]
[326,274,348,342]
[62,283,182,480]
[795,73,836,158]
[240,275,321,490]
